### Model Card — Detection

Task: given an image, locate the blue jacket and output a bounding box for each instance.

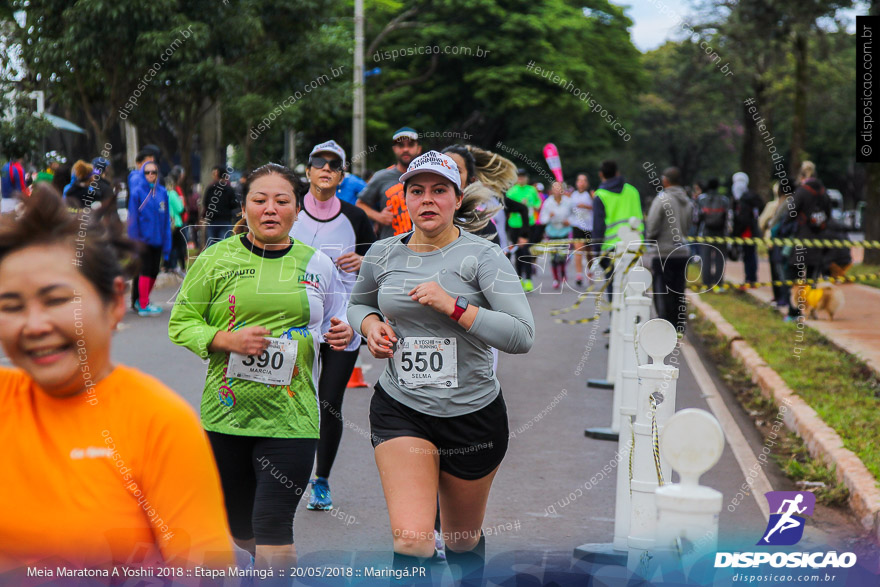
[128,167,172,257]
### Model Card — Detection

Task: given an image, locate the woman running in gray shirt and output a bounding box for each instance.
[348,150,534,586]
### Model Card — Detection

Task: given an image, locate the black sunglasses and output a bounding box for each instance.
[145,170,158,175]
[309,156,343,171]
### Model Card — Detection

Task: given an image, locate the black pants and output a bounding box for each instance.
[699,243,725,288]
[131,244,162,309]
[206,432,317,545]
[315,344,359,479]
[651,256,689,333]
[165,227,187,271]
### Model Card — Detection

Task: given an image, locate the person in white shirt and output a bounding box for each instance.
[539,181,575,289]
[569,173,594,286]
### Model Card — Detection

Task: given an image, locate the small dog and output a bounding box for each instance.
[793,282,845,320]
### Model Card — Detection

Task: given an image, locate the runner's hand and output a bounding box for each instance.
[227,326,271,355]
[409,282,455,316]
[365,320,398,359]
[335,252,363,273]
[376,205,394,226]
[324,317,353,350]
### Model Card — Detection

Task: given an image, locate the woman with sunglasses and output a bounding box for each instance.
[169,163,353,570]
[349,151,534,586]
[289,140,376,511]
[127,161,171,316]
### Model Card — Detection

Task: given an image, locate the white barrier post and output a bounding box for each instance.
[587,218,642,392]
[653,409,724,580]
[628,319,679,575]
[611,266,653,550]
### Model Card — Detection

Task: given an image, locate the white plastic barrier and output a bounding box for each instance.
[612,266,653,551]
[627,319,679,573]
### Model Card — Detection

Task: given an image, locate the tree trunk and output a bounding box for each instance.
[199,99,222,189]
[790,29,809,176]
[740,82,772,200]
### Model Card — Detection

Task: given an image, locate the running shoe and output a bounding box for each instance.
[552,279,560,289]
[575,273,584,286]
[432,529,447,563]
[307,477,333,510]
[522,279,534,292]
[137,304,163,317]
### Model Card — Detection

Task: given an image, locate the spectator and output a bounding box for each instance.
[730,172,765,284]
[646,167,694,334]
[356,127,422,239]
[760,182,787,307]
[786,161,831,321]
[1,156,29,213]
[127,161,172,316]
[64,160,96,210]
[696,178,729,287]
[202,165,239,246]
[165,165,188,276]
[34,151,66,184]
[127,149,155,209]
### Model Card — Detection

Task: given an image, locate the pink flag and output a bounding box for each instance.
[543,143,563,183]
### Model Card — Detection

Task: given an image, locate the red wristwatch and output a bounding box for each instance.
[450,296,469,321]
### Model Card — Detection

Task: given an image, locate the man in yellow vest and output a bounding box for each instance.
[591,159,644,300]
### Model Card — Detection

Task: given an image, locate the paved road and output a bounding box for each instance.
[6,261,875,584]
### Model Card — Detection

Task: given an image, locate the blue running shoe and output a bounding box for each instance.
[307,477,333,510]
[137,303,163,317]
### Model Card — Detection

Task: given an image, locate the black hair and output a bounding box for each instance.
[707,178,720,191]
[0,184,137,304]
[441,144,476,186]
[600,160,617,179]
[135,149,153,164]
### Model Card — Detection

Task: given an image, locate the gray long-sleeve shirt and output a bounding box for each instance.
[348,229,535,416]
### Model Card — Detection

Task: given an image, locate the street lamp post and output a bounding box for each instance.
[352,0,366,177]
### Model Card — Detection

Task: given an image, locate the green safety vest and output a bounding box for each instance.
[595,183,644,251]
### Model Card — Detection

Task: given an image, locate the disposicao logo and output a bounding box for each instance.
[714,491,857,569]
[759,491,815,546]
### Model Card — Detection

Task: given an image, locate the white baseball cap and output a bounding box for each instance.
[398,150,461,192]
[309,140,346,168]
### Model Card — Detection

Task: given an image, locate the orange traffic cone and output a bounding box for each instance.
[347,356,368,388]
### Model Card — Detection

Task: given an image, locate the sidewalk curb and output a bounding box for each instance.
[687,292,880,541]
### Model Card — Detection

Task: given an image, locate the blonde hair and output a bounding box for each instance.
[466,145,517,198]
[799,160,816,181]
[456,181,501,235]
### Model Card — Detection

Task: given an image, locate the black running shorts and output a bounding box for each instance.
[369,383,509,480]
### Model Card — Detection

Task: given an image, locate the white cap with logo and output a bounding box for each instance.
[398,150,461,192]
[309,140,347,168]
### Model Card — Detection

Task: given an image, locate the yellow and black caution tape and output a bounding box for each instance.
[651,392,665,487]
[553,248,645,324]
[691,272,880,292]
[531,236,880,249]
[688,235,880,249]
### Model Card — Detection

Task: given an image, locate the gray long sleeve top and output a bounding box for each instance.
[348,229,535,416]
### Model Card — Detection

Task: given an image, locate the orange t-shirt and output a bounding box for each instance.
[0,365,234,572]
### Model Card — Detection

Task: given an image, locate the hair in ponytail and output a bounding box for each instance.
[466,145,517,198]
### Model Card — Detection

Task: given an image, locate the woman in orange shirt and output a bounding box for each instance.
[0,185,234,575]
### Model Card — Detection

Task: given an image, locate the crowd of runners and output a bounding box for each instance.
[0,126,850,585]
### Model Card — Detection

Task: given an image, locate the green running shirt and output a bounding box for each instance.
[169,234,354,438]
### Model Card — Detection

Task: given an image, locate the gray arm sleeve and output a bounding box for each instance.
[465,246,535,354]
[347,245,384,336]
[646,196,662,241]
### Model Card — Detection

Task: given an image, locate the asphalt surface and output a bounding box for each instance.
[5,260,876,585]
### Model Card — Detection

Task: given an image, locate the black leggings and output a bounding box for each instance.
[131,244,162,308]
[206,431,316,545]
[315,344,359,478]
